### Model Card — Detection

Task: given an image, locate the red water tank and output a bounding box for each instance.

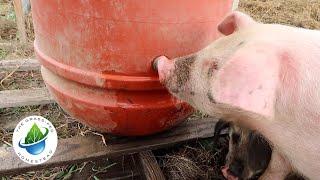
[31,0,233,136]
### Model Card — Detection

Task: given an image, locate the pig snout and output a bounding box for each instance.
[152,55,174,83]
[222,166,239,180]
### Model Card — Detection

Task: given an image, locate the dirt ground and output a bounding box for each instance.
[0,0,319,179]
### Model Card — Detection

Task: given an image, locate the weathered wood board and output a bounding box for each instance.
[0,118,217,175]
[0,88,54,108]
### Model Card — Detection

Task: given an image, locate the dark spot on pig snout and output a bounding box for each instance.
[285,173,305,180]
[207,91,216,103]
[237,41,245,47]
[190,91,195,95]
[170,88,179,94]
[151,57,160,71]
[207,62,218,78]
[173,55,196,90]
[258,85,263,89]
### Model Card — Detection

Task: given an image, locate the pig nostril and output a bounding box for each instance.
[152,58,159,71]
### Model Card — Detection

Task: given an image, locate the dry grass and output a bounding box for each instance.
[0,104,91,145]
[25,13,34,42]
[0,18,16,40]
[156,138,229,180]
[0,0,34,60]
[5,165,77,180]
[0,43,34,59]
[0,0,16,41]
[239,0,320,29]
[164,155,206,179]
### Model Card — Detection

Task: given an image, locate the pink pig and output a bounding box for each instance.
[154,11,320,179]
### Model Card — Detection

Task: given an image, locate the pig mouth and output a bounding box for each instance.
[222,166,239,180]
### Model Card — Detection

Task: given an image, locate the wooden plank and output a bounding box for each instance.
[0,117,218,175]
[13,0,27,43]
[138,151,165,180]
[0,88,54,108]
[0,58,39,72]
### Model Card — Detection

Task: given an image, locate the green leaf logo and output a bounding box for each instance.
[24,123,49,144]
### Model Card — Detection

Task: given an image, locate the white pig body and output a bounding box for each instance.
[156,12,320,179]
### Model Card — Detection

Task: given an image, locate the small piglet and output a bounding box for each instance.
[214,120,305,180]
[214,120,272,180]
[154,11,320,179]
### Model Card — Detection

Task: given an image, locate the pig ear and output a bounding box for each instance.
[217,11,255,35]
[212,49,279,118]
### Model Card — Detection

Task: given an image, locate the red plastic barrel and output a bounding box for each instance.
[31,0,233,136]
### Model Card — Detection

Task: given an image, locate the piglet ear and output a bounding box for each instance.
[217,11,255,35]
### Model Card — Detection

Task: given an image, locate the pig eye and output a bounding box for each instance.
[232,133,240,144]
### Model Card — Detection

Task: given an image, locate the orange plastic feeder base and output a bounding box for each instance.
[42,66,193,136]
[31,0,233,136]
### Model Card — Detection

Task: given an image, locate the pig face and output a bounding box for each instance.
[154,11,284,123]
[214,120,272,180]
[154,31,247,110]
